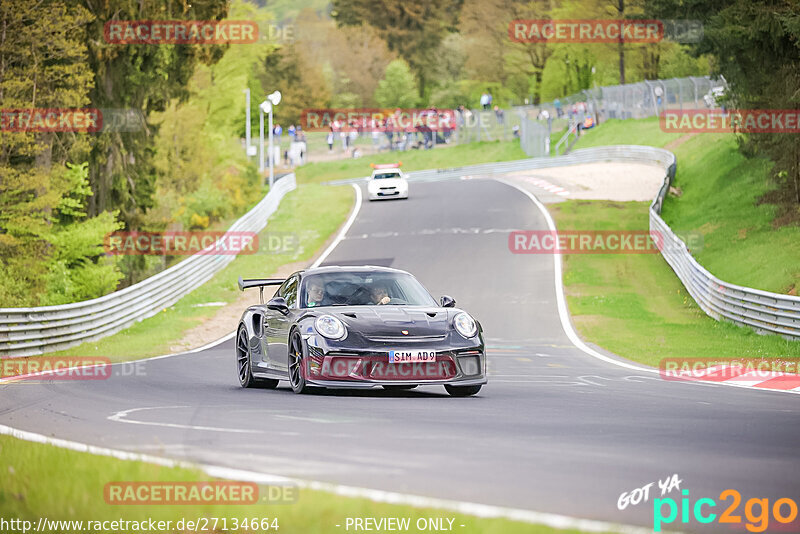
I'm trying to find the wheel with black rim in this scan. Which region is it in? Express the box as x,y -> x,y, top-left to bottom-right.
444,384 -> 482,397
288,329 -> 311,394
236,325 -> 278,389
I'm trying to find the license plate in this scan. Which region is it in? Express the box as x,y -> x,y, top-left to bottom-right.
389,350 -> 436,363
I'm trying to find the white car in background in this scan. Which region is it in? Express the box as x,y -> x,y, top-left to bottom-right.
367,163 -> 409,201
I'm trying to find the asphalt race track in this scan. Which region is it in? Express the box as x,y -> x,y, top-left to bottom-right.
2,178 -> 799,531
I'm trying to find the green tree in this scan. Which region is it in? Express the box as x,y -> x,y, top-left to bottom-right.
41,163 -> 124,305
78,0 -> 229,229
331,0 -> 463,96
506,0 -> 556,105
0,0 -> 123,306
648,0 -> 800,207
260,43 -> 331,125
374,59 -> 419,108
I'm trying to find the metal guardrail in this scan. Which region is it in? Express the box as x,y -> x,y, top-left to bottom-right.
645,153 -> 800,340
330,147 -> 800,340
0,174 -> 297,357
554,121 -> 579,156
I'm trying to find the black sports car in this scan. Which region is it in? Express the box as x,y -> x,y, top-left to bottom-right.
235,265 -> 486,396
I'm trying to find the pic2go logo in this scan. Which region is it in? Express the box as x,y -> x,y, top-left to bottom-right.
653,489 -> 799,532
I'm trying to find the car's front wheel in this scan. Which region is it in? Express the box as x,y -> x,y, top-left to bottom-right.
444,384 -> 482,397
236,325 -> 278,389
288,329 -> 311,394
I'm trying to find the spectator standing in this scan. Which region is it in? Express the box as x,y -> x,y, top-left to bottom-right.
540,108 -> 552,131
326,128 -> 334,152
554,98 -> 563,118
349,128 -> 358,153
371,123 -> 381,152
480,92 -> 489,110
288,124 -> 296,141
494,105 -> 504,125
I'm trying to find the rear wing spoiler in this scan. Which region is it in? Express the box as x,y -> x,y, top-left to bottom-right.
238,277 -> 285,291
238,277 -> 285,303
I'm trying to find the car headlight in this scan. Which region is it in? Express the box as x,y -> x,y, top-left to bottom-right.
315,315 -> 346,340
453,312 -> 477,338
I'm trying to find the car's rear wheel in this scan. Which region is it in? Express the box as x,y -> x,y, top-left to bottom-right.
236,325 -> 278,389
444,384 -> 482,397
382,385 -> 417,391
288,329 -> 311,394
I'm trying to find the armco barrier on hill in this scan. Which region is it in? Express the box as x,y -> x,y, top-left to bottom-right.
0,174 -> 297,357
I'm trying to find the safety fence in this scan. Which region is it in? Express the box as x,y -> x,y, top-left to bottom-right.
518,75 -> 728,157
0,175 -> 297,357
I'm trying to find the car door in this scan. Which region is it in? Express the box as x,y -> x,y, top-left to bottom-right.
266,274 -> 298,372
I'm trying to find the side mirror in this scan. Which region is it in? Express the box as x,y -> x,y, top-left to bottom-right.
267,296 -> 289,315
440,295 -> 456,308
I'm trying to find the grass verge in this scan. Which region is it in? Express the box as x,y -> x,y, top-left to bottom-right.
296,140 -> 527,184
551,200 -> 800,366
571,117 -> 684,149
0,434 -> 583,534
572,117 -> 800,294
47,184 -> 353,363
550,117 -> 800,364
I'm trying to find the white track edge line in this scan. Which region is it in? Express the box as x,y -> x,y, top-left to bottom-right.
496,178 -> 800,397
311,183 -> 362,268
496,178 -> 653,373
0,423 -> 654,534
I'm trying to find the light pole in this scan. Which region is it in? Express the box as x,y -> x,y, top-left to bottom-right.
260,91 -> 282,188
259,103 -> 265,173
244,87 -> 250,158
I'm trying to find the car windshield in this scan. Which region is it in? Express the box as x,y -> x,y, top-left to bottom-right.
301,271 -> 436,308
373,171 -> 401,179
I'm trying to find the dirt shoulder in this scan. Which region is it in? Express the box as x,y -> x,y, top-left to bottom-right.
506,161 -> 666,202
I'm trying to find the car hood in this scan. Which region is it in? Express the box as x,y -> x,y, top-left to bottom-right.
328,306 -> 449,337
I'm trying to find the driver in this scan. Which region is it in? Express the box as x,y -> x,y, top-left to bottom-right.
306,279 -> 326,307
371,284 -> 391,305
